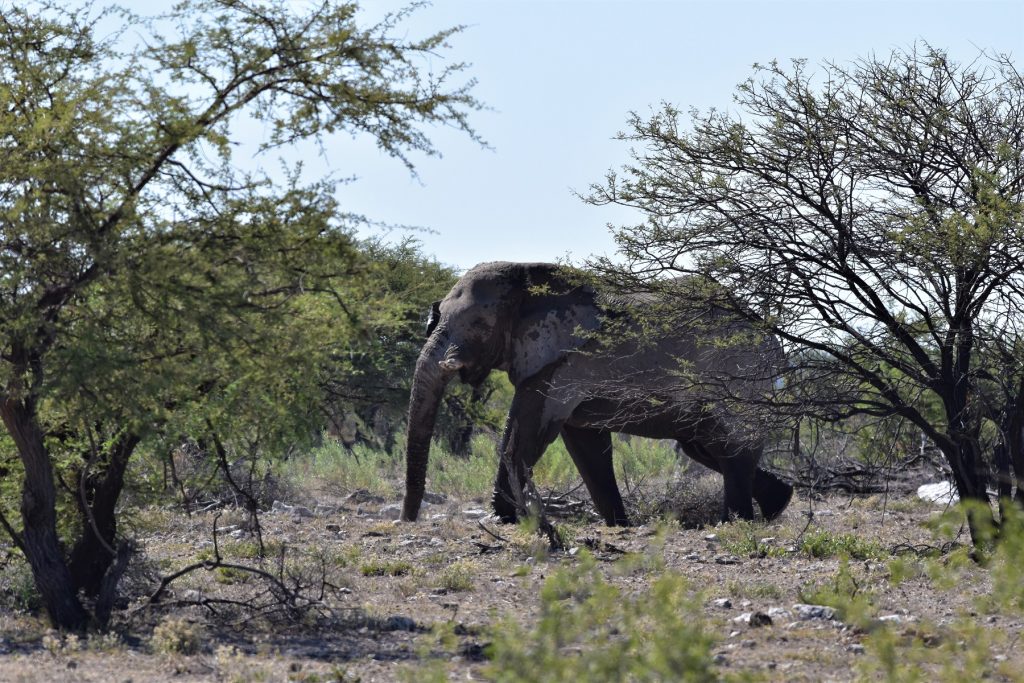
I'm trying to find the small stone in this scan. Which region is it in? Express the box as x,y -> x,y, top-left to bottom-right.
422,491 -> 448,504
715,555 -> 741,565
380,503 -> 403,520
712,653 -> 728,665
847,644 -> 866,655
346,490 -> 385,505
462,508 -> 488,519
748,612 -> 773,627
733,613 -> 753,624
684,553 -> 702,561
713,598 -> 733,609
704,533 -> 718,541
767,607 -> 791,620
741,639 -> 757,648
793,603 -> 836,621
325,523 -> 341,533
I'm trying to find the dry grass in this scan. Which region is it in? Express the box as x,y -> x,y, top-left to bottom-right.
0,452 -> 1020,681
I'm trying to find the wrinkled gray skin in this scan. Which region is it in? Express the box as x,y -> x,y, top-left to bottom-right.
402,262 -> 792,525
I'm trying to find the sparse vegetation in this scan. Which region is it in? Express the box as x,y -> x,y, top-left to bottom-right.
0,0 -> 1015,678
150,618 -> 203,656
485,553 -> 717,682
360,560 -> 415,577
798,529 -> 888,560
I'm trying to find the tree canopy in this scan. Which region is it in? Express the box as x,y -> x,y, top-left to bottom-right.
0,0 -> 480,629
587,45 -> 1024,545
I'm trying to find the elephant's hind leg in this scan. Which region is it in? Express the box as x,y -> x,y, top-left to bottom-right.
753,468 -> 793,521
678,441 -> 790,521
560,426 -> 629,526
720,452 -> 757,521
681,440 -> 755,521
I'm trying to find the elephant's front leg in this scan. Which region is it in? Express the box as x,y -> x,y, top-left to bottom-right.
560,426 -> 629,526
492,383 -> 570,523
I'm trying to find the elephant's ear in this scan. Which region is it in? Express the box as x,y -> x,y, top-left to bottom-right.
425,301 -> 442,338
507,266 -> 602,384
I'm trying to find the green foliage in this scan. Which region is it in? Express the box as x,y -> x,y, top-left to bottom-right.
426,435 -> 502,499
0,0 -> 481,626
437,559 -> 477,593
799,529 -> 887,560
859,500 -> 1024,681
150,617 -> 203,655
485,552 -> 718,682
718,520 -> 787,558
531,438 -> 579,491
797,556 -> 875,628
0,556 -> 42,613
359,560 -> 413,577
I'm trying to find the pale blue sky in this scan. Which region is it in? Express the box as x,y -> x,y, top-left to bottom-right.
127,1 -> 1024,272
337,1 -> 1024,271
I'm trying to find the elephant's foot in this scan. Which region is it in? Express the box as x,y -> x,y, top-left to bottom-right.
754,469 -> 793,521
491,492 -> 520,524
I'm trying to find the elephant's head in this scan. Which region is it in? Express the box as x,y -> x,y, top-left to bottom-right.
401,262 -> 599,521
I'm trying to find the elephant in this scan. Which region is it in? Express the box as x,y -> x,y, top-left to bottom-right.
401,261 -> 793,526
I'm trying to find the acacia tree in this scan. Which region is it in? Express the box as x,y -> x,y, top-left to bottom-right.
587,46 -> 1024,545
0,0 -> 479,629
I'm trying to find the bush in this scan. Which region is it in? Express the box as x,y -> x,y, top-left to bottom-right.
151,617 -> 203,655
485,553 -> 717,682
799,529 -> 886,560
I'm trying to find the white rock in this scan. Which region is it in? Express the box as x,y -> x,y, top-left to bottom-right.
877,614 -> 917,624
713,598 -> 733,609
379,503 -> 403,520
462,508 -> 488,519
917,481 -> 959,505
793,603 -> 836,621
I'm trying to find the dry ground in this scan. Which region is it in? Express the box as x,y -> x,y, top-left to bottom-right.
0,482 -> 1020,682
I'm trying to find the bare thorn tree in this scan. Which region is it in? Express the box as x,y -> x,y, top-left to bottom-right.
586,44 -> 1024,546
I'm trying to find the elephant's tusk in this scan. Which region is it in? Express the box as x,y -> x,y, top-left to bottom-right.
438,358 -> 465,372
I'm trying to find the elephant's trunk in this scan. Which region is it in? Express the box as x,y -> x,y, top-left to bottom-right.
402,333 -> 456,521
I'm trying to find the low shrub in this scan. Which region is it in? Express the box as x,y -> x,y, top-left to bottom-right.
485,552 -> 718,682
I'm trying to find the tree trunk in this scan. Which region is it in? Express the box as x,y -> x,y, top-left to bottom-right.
68,432 -> 140,597
942,435 -> 994,548
0,397 -> 89,630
